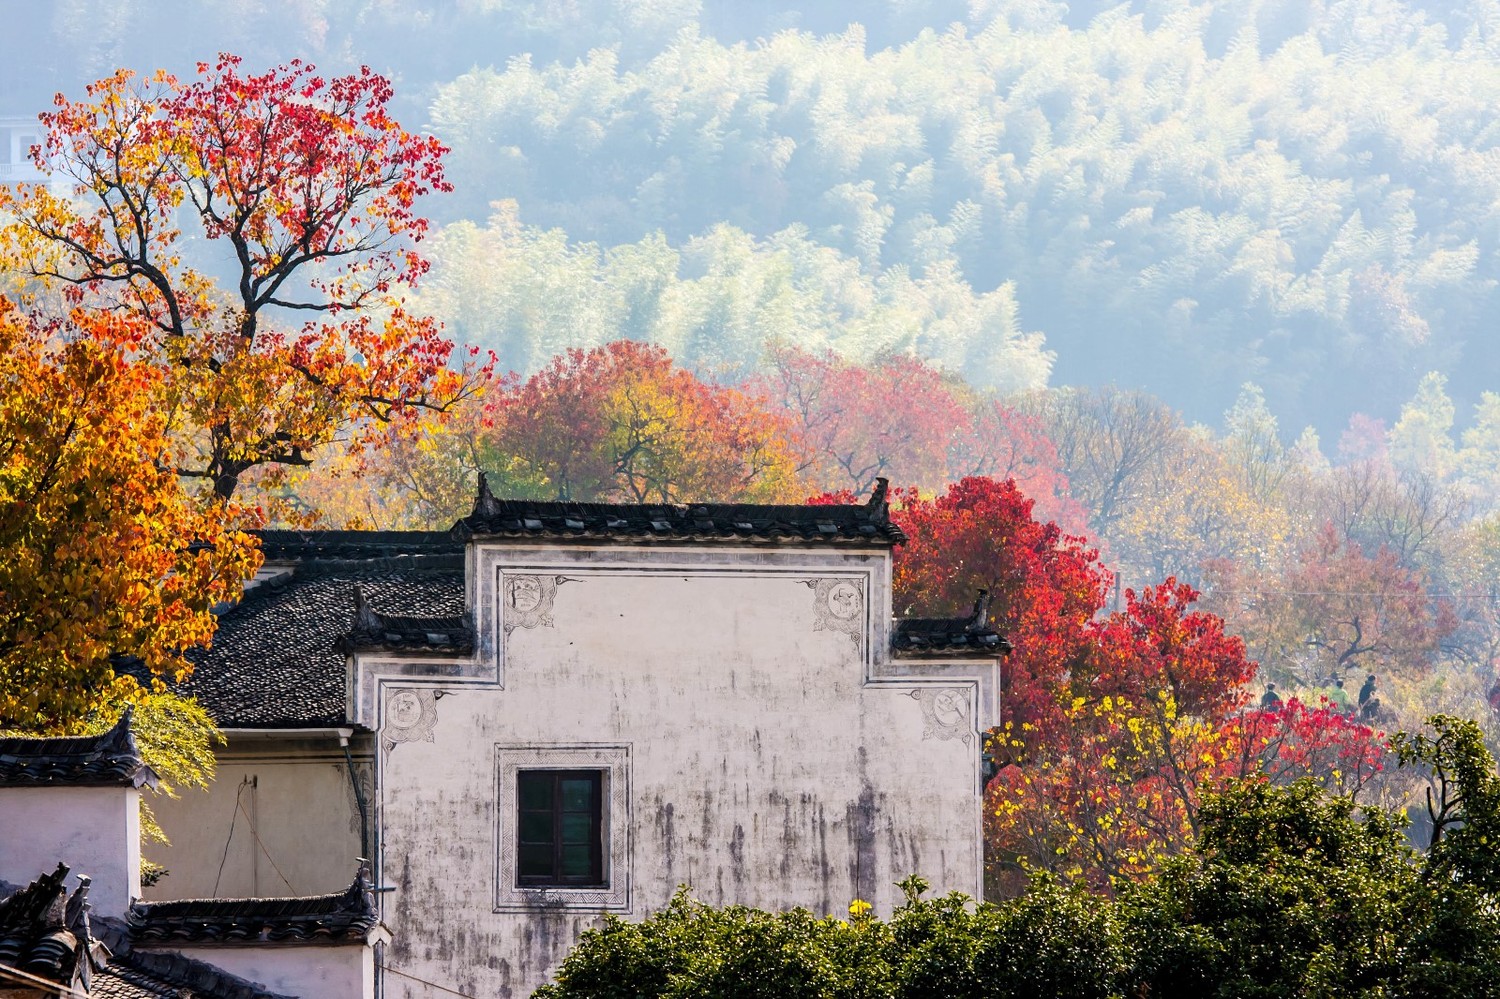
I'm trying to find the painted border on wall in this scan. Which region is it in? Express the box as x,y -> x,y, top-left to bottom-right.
493,743 -> 633,913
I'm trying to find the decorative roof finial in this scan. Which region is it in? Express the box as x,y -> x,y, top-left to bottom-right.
867,477 -> 890,524
966,589 -> 993,633
102,704 -> 136,752
472,470 -> 503,521
353,585 -> 383,634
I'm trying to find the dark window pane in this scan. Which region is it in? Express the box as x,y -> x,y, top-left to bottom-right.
518,843 -> 552,878
560,814 -> 592,845
519,811 -> 554,844
561,778 -> 595,811
518,774 -> 553,811
560,844 -> 592,877
517,769 -> 605,887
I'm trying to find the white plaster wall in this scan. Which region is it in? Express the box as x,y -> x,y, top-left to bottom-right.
145,745 -> 367,900
374,546 -> 984,999
0,786 -> 140,918
164,942 -> 371,999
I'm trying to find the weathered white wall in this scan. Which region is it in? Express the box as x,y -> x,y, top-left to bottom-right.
145,738 -> 369,900
163,942 -> 372,999
0,786 -> 141,918
370,544 -> 988,999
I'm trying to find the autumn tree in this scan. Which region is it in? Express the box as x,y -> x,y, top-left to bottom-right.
0,297 -> 260,792
481,341 -> 805,505
0,55 -> 477,502
1023,386 -> 1186,539
891,476 -> 1110,740
759,345 -> 967,495
1223,523 -> 1456,690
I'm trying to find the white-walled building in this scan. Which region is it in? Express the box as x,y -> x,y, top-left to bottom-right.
137,481 -> 1005,997
0,712 -> 386,999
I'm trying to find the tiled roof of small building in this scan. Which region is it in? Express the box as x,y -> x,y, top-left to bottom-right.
182,542 -> 465,728
893,591 -> 1012,656
127,866 -> 378,946
340,586 -> 472,655
0,710 -> 157,788
93,923 -> 295,999
0,865 -> 100,992
454,474 -> 907,545
257,529 -> 459,563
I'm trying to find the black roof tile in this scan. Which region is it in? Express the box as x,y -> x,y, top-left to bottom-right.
127,866 -> 378,946
453,474 -> 906,546
93,922 -> 296,999
257,529 -> 461,562
341,587 -> 472,656
183,549 -> 464,729
0,865 -> 99,992
893,591 -> 1011,656
0,710 -> 157,788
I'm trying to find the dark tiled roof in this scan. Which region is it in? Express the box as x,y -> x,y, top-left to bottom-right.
341,586 -> 472,655
93,923 -> 295,999
0,865 -> 99,991
128,867 -> 377,946
183,552 -> 465,728
257,529 -> 461,562
0,710 -> 157,788
454,474 -> 906,545
893,591 -> 1011,656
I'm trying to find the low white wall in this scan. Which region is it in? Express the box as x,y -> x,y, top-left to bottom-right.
163,942 -> 372,999
0,786 -> 140,918
146,741 -> 367,900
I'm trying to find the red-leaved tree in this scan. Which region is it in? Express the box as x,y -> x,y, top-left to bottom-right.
1,55 -> 483,502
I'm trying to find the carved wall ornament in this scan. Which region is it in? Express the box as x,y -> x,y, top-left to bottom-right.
908,688 -> 972,743
502,574 -> 580,634
801,577 -> 865,645
381,687 -> 440,759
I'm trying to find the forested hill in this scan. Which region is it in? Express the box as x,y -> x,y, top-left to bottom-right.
423,2 -> 1500,434
7,0 -> 1500,436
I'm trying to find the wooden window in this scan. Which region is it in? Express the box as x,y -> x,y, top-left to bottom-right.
516,770 -> 605,887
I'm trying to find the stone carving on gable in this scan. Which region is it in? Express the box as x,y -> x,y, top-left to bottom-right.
908,688 -> 972,743
381,687 -> 439,759
801,577 -> 865,646
502,574 -> 580,634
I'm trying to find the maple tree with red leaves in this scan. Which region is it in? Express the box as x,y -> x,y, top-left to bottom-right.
854,475 -> 1393,893
758,345 -> 965,494
0,54 -> 483,501
1209,522 -> 1457,690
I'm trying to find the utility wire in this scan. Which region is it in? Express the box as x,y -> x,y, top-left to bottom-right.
378,963 -> 483,998
236,795 -> 296,893
211,778 -> 249,897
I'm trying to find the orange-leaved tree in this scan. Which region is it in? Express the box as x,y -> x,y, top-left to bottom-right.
0,297 -> 260,792
0,54 -> 483,502
485,341 -> 807,504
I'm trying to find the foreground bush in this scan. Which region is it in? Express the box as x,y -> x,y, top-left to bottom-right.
537,717 -> 1500,999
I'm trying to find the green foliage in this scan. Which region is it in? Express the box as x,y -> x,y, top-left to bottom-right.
426,2 -> 1500,428
538,718 -> 1500,998
1122,780 -> 1421,997
535,875 -> 1121,999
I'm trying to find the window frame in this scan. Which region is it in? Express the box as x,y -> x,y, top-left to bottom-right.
494,744 -> 631,912
515,768 -> 606,888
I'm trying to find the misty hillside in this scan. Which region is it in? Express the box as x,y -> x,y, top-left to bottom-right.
5,0 -> 1499,438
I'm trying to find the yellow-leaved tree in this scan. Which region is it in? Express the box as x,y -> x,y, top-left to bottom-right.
0,297 -> 261,816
